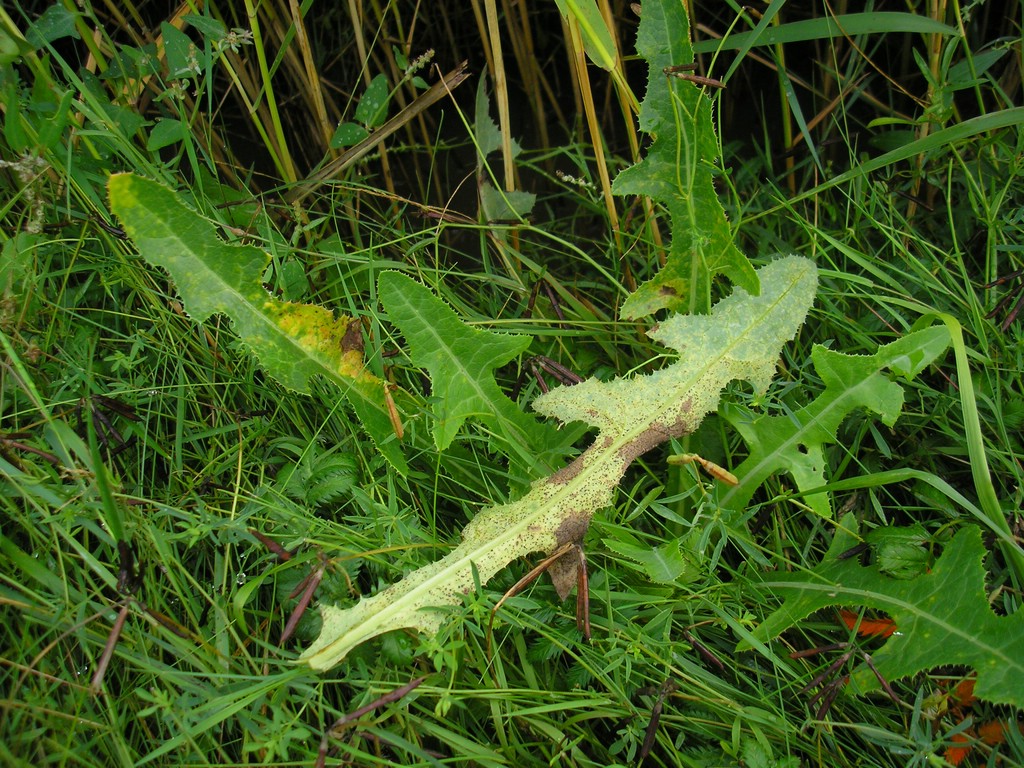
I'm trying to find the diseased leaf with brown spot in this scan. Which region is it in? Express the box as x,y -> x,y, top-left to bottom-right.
107,173 -> 406,473
262,303 -> 369,381
298,256 -> 816,669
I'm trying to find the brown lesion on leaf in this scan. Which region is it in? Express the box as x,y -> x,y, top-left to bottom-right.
547,437 -> 610,485
341,317 -> 364,354
548,453 -> 587,485
618,399 -> 693,465
555,512 -> 591,548
339,317 -> 368,379
659,285 -> 678,296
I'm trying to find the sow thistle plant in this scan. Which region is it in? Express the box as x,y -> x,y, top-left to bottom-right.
6,0 -> 1020,764
105,0 -> 1024,717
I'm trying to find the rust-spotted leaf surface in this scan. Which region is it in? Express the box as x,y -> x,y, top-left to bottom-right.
298,256 -> 816,669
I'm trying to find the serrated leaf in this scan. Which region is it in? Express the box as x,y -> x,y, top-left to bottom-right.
613,0 -> 757,319
475,78 -> 503,159
742,514 -> 1024,708
479,184 -> 536,222
277,444 -> 358,507
865,524 -> 933,579
107,173 -> 406,473
377,271 -> 550,455
473,77 -> 533,222
298,256 -> 816,669
474,76 -> 522,161
537,258 -> 815,435
603,535 -> 700,584
718,326 -> 950,518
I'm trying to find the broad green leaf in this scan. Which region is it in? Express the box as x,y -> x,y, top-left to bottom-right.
162,21 -> 197,79
102,43 -> 161,81
474,75 -> 506,159
35,89 -> 73,152
146,117 -> 185,150
354,73 -> 390,129
865,524 -> 933,579
718,326 -> 950,519
473,77 -> 533,222
479,184 -> 535,222
947,48 -> 1008,90
378,271 -> 545,451
24,4 -> 79,48
0,26 -> 25,64
183,14 -> 227,42
107,173 -> 406,473
603,534 -> 700,585
3,78 -> 29,151
743,514 -> 1024,708
329,122 -> 368,149
554,0 -> 617,71
298,256 -> 816,669
613,0 -> 758,318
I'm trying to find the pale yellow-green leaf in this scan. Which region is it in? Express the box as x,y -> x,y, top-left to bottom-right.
298,256 -> 817,669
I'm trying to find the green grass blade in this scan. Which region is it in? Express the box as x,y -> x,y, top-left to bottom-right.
695,12 -> 958,55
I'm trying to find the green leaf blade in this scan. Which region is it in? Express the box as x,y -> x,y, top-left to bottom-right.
377,271 -> 549,455
354,73 -> 390,128
554,0 -> 617,71
720,325 -> 950,519
692,12 -> 957,54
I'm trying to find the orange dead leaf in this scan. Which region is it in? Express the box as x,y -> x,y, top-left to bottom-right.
979,719 -> 1009,746
838,608 -> 898,638
942,720 -> 1023,766
951,677 -> 977,708
944,731 -> 973,766
979,718 -> 1024,746
940,673 -> 1022,766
